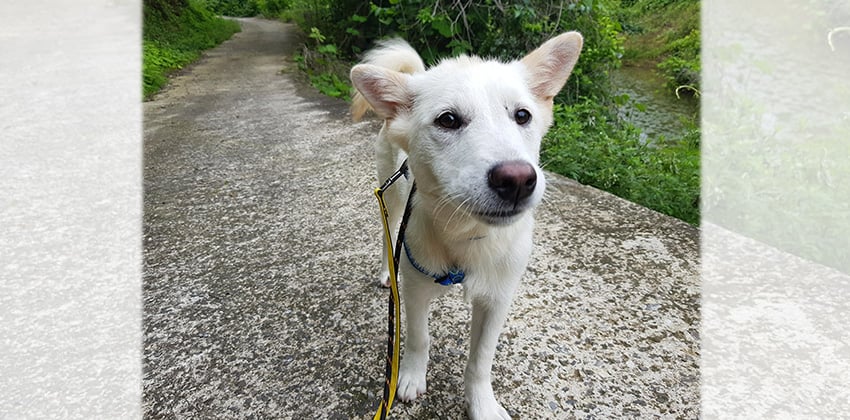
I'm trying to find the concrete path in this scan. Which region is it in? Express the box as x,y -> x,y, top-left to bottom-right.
143,18 -> 700,419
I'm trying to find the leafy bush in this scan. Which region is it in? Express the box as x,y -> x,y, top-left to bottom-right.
142,41 -> 192,95
291,28 -> 353,100
285,0 -> 624,104
202,0 -> 291,18
143,0 -> 241,98
255,0 -> 290,18
203,0 -> 259,17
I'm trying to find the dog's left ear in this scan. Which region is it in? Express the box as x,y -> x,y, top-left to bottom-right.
521,32 -> 583,103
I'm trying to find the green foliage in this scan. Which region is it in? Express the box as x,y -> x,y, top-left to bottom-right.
284,0 -> 624,104
143,0 -> 240,98
543,100 -> 700,225
142,41 -> 192,96
309,72 -> 352,99
257,0 -> 291,18
293,27 -> 352,100
201,0 -> 289,17
620,0 -> 700,92
203,0 -> 257,17
658,27 -> 700,90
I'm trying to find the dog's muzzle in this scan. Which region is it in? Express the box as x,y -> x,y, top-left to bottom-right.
475,160 -> 539,225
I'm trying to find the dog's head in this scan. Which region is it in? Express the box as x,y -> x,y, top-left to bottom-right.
351,33 -> 583,226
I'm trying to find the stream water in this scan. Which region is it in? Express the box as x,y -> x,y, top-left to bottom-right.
610,65 -> 699,143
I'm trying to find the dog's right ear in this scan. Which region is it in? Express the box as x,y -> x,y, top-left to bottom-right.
350,64 -> 412,121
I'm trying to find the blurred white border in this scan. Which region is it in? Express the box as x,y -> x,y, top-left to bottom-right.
703,0 -> 850,417
0,0 -> 142,417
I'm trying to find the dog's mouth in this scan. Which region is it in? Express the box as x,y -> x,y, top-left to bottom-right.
474,207 -> 525,225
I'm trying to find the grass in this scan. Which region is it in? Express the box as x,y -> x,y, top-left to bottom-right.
543,101 -> 700,225
143,0 -> 241,99
620,0 -> 701,91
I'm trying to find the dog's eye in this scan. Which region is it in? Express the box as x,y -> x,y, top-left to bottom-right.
436,112 -> 463,130
514,109 -> 531,125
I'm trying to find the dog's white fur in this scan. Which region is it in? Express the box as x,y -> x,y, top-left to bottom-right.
350,33 -> 582,420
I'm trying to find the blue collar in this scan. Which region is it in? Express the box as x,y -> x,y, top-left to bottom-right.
402,240 -> 465,286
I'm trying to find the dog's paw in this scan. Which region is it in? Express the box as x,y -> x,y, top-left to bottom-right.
396,366 -> 427,401
378,269 -> 391,288
466,387 -> 511,420
467,400 -> 511,420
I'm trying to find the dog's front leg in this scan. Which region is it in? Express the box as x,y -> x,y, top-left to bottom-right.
465,296 -> 513,420
397,275 -> 443,401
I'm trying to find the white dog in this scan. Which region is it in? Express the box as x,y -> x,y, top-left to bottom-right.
350,32 -> 582,419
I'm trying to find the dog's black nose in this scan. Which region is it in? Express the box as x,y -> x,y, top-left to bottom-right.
487,160 -> 537,204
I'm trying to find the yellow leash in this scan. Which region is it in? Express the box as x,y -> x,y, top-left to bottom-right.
372,161 -> 414,420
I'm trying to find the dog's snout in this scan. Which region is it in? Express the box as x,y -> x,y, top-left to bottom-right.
487,161 -> 537,204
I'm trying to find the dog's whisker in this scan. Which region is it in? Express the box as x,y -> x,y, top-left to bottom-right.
430,191 -> 468,227
443,196 -> 475,231
432,194 -> 458,219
